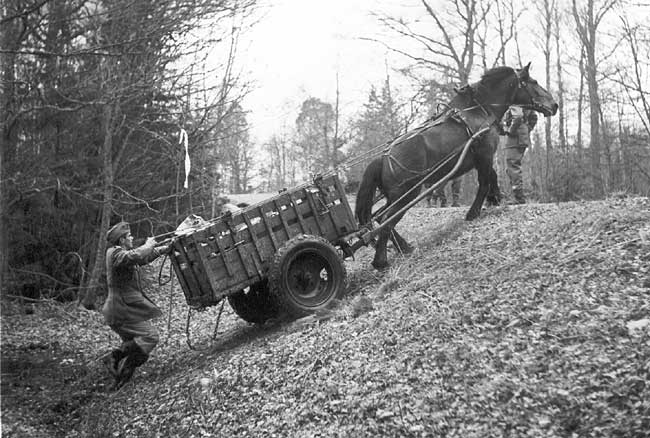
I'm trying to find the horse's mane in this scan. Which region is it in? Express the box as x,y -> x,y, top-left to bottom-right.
450,66 -> 517,106
471,66 -> 517,103
479,66 -> 516,85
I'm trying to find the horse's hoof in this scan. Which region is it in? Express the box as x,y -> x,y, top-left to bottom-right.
372,260 -> 389,271
465,211 -> 479,221
400,245 -> 414,255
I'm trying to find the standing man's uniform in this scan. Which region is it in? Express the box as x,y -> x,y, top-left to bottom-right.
504,106 -> 538,204
429,178 -> 461,207
101,222 -> 167,388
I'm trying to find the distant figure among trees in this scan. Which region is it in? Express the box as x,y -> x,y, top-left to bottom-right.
427,178 -> 461,208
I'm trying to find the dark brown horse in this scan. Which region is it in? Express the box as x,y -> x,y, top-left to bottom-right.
356,64 -> 558,269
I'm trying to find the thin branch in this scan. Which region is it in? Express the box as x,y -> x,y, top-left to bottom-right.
0,0 -> 52,25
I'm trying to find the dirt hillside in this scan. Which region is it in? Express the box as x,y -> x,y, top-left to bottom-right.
2,197 -> 650,437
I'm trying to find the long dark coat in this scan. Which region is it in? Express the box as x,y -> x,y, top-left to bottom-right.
102,244 -> 162,326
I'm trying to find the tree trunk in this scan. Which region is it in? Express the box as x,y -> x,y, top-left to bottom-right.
81,103 -> 115,309
333,72 -> 340,170
540,2 -> 553,149
0,6 -> 18,295
554,12 -> 567,153
572,0 -> 614,198
585,42 -> 602,196
576,48 -> 585,161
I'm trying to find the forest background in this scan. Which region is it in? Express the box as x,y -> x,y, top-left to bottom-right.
1,0 -> 649,307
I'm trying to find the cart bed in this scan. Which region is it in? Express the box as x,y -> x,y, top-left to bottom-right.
169,174 -> 357,308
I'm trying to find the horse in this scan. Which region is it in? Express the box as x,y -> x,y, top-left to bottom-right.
355,64 -> 558,270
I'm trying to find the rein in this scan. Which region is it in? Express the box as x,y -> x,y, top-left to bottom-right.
378,71 -> 525,198
382,102 -> 497,180
315,70 -> 532,183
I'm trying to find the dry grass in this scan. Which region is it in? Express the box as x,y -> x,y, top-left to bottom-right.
2,197 -> 650,437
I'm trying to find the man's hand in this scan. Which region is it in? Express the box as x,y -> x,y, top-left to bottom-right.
155,244 -> 172,255
144,237 -> 157,247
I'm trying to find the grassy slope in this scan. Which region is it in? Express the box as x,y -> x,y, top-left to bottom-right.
2,197 -> 650,437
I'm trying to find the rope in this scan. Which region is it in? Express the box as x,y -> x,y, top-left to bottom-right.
185,300 -> 226,351
317,113 -> 451,180
329,92 -> 499,178
152,255 -> 177,345
151,108 -> 458,243
166,264 -> 175,338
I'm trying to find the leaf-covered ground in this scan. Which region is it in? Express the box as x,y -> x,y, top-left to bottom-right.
2,197 -> 650,437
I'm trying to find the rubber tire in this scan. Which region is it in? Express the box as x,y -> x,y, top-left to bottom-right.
228,280 -> 278,324
269,234 -> 347,318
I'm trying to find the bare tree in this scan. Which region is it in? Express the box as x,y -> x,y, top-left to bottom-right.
533,0 -> 556,200
617,16 -> 650,137
372,0 -> 492,87
1,0 -> 51,294
476,0 -> 522,68
0,2 -> 18,292
553,8 -> 568,153
295,97 -> 338,177
2,0 -> 258,305
572,0 -> 618,196
262,127 -> 299,191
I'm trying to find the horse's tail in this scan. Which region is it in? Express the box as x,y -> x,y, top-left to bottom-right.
355,157 -> 383,225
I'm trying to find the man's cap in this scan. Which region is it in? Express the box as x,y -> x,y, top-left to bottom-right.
106,222 -> 130,244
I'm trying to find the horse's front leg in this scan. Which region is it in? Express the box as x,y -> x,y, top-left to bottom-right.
466,164 -> 491,221
371,227 -> 390,270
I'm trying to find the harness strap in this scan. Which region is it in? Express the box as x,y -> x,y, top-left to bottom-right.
382,104 -> 496,180
384,153 -> 422,177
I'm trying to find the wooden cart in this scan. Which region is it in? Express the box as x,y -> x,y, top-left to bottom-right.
168,174 -> 358,322
167,116 -> 483,324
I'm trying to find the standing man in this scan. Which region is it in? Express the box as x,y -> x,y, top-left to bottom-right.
504,105 -> 538,204
428,177 -> 461,208
101,221 -> 169,389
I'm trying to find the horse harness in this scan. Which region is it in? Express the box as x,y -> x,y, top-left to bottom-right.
380,66 -> 537,182
382,103 -> 498,181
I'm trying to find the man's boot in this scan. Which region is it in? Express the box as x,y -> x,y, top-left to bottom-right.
513,189 -> 526,204
101,349 -> 124,377
112,341 -> 149,390
434,190 -> 446,208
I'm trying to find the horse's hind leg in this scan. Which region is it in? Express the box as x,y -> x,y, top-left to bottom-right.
486,167 -> 501,206
373,208 -> 413,269
371,227 -> 390,270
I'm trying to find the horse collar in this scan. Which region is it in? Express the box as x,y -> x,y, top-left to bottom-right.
451,105 -> 496,137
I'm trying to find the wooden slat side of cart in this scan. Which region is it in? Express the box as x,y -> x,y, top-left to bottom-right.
168,174 -> 357,309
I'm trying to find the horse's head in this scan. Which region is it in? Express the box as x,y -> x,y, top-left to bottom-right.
513,63 -> 558,117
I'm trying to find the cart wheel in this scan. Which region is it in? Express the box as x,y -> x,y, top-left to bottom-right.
228,280 -> 278,324
269,234 -> 347,318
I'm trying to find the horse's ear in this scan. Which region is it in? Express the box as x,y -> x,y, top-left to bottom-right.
519,63 -> 531,79
454,84 -> 472,96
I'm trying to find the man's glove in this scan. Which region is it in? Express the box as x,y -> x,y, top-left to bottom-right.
154,244 -> 172,256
